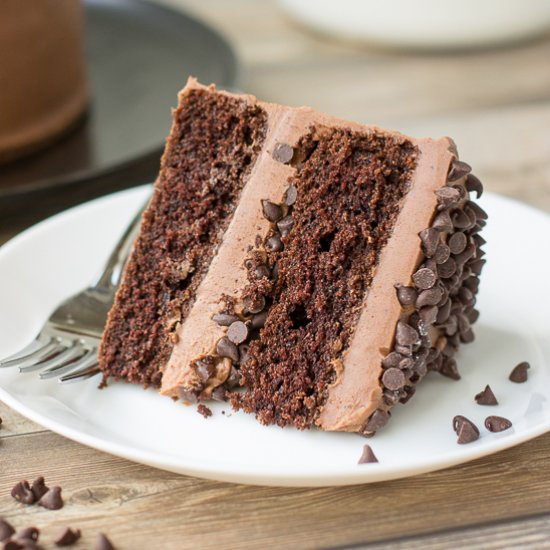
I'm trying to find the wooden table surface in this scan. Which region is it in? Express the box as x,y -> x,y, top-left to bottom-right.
2,1 -> 550,548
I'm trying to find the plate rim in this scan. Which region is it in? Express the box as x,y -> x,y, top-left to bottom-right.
1,187 -> 550,487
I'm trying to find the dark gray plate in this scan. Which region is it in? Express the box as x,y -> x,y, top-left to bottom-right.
0,0 -> 238,214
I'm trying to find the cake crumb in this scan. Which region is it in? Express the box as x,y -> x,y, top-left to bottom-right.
197,404 -> 212,418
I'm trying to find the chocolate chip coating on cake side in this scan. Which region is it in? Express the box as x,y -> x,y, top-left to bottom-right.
362,158 -> 487,436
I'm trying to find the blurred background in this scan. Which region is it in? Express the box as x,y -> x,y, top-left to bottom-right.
1,0 -> 550,240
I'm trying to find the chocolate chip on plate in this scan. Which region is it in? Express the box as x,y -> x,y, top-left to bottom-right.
509,361 -> 530,383
0,519 -> 15,542
38,486 -> 63,510
95,533 -> 116,550
357,444 -> 378,464
11,481 -> 35,505
475,385 -> 498,406
197,404 -> 212,419
453,415 -> 480,444
485,415 -> 512,432
272,142 -> 294,164
54,527 -> 81,547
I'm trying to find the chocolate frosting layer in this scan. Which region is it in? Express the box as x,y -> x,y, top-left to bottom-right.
160,79 -> 457,432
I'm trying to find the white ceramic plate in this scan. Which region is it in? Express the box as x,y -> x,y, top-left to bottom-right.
1,186 -> 549,487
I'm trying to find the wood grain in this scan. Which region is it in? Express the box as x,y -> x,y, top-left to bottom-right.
2,429 -> 550,549
1,0 -> 550,548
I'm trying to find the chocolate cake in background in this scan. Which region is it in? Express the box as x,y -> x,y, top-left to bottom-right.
0,0 -> 88,164
99,78 -> 487,436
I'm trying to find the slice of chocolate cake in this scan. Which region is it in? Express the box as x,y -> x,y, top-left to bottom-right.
99,78 -> 487,435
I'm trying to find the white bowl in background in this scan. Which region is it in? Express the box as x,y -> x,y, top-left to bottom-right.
278,0 -> 550,49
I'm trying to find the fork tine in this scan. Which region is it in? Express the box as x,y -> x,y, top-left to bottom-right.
59,364 -> 100,384
38,344 -> 87,379
0,338 -> 51,367
17,342 -> 67,372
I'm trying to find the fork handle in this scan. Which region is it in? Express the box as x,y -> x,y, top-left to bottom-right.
91,199 -> 148,291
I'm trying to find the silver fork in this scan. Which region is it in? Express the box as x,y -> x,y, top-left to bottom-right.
0,201 -> 145,383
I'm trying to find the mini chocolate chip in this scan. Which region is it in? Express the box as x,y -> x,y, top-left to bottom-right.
228,321 -> 249,344
440,315 -> 458,337
383,391 -> 400,406
453,415 -> 480,444
412,268 -> 437,290
436,187 -> 461,210
254,265 -> 271,279
272,142 -> 294,164
509,361 -> 530,383
440,357 -> 460,380
469,259 -> 486,275
394,284 -> 417,306
261,200 -> 283,223
398,357 -> 414,370
38,486 -> 63,510
464,205 -> 478,227
473,234 -> 486,247
16,527 -> 39,542
225,366 -> 241,389
54,527 -> 81,547
211,386 -> 227,402
0,519 -> 15,542
395,321 -> 420,347
416,287 -> 444,308
266,234 -> 283,252
485,415 -> 512,432
465,174 -> 484,197
358,444 -> 378,464
454,243 -> 476,267
438,257 -> 457,278
284,185 -> 297,206
30,477 -> 49,501
463,276 -> 480,294
382,368 -> 406,391
238,344 -> 250,365
243,294 -> 265,315
434,243 -> 451,264
456,313 -> 471,334
364,409 -> 390,432
277,215 -> 294,237
382,351 -> 402,368
451,209 -> 472,229
179,387 -> 200,403
448,232 -> 467,254
448,159 -> 472,182
419,228 -> 440,257
251,311 -> 268,329
467,308 -> 480,323
95,533 -> 116,550
475,385 -> 498,405
420,306 -> 438,326
195,358 -> 216,383
216,337 -> 239,363
212,313 -> 239,327
3,541 -> 24,550
394,344 -> 413,357
11,480 -> 35,504
414,359 -> 428,377
466,199 -> 488,220
432,210 -> 453,232
458,286 -> 475,307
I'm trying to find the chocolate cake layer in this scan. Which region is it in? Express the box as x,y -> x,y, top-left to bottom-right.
235,127 -> 417,429
101,79 -> 486,435
99,86 -> 267,386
